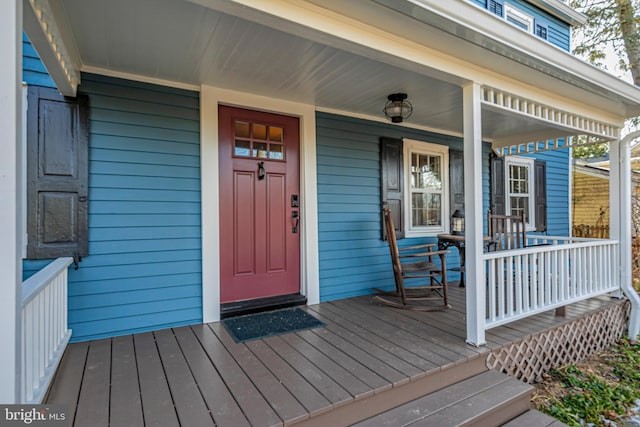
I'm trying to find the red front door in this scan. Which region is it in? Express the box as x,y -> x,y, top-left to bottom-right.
218,106 -> 300,303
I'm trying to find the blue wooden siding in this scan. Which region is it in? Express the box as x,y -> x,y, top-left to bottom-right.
531,149 -> 571,236
316,112 -> 492,302
23,73 -> 202,342
22,34 -> 56,88
468,0 -> 571,51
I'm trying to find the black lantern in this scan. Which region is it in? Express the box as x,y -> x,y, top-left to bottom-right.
451,209 -> 465,236
383,93 -> 413,123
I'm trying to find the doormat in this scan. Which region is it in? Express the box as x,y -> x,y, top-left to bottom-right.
222,307 -> 325,343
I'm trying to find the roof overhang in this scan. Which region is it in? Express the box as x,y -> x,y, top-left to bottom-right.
526,0 -> 587,26
21,0 -> 640,148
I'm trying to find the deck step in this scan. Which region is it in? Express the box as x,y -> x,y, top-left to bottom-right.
502,409 -> 569,426
353,370 -> 533,427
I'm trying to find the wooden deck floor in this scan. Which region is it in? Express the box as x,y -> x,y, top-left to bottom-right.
45,287 -> 621,427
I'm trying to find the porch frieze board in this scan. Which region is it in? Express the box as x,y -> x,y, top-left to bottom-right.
483,85 -> 619,156
23,0 -> 81,97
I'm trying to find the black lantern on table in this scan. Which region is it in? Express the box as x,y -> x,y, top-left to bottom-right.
451,209 -> 465,236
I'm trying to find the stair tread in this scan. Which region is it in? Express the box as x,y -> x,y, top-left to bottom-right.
502,409 -> 569,427
354,370 -> 533,427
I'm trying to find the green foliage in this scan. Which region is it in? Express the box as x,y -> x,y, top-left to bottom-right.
537,338 -> 640,426
572,142 -> 609,159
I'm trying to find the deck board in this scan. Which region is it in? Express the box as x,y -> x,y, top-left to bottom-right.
173,327 -> 251,427
209,322 -> 309,424
134,332 -> 180,427
154,329 -> 215,427
74,339 -> 110,427
191,324 -> 282,427
109,335 -> 144,427
45,288 -> 623,427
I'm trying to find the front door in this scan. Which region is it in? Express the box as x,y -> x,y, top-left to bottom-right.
218,106 -> 300,303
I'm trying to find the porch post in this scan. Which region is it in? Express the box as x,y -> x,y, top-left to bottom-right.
463,83 -> 485,346
613,131 -> 640,340
0,0 -> 23,403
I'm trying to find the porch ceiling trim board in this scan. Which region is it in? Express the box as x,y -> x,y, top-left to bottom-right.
482,86 -> 620,148
0,0 -> 22,404
200,85 -> 319,324
23,0 -> 80,96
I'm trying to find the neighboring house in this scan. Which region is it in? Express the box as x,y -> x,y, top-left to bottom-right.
3,0 -> 640,404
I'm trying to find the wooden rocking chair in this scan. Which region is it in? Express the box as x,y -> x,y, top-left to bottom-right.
486,210 -> 527,252
373,207 -> 450,311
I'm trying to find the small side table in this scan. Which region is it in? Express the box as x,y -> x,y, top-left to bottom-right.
437,234 -> 467,287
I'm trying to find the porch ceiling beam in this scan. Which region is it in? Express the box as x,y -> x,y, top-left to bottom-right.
23,0 -> 81,97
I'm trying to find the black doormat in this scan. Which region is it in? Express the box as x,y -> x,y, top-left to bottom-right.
222,307 -> 324,343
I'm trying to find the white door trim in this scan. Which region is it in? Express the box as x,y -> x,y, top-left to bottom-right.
200,86 -> 319,323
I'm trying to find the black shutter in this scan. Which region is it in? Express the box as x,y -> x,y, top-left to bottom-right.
490,155 -> 506,215
380,137 -> 404,239
27,86 -> 89,260
449,149 -> 464,214
488,0 -> 504,17
534,17 -> 549,40
534,160 -> 547,232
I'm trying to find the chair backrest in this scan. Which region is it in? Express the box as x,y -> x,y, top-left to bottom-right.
382,208 -> 404,281
487,210 -> 526,251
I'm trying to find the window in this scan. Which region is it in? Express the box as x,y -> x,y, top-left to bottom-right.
505,4 -> 534,33
490,154 -> 547,233
505,156 -> 535,229
404,140 -> 449,236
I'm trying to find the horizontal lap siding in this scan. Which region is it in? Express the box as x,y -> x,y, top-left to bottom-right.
533,149 -> 570,236
316,112 -> 492,302
25,73 -> 202,342
22,34 -> 56,88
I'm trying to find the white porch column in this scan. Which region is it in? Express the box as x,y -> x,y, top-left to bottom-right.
0,0 -> 23,403
613,130 -> 640,340
463,83 -> 485,346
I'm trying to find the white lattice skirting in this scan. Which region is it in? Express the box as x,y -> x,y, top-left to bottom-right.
485,300 -> 630,384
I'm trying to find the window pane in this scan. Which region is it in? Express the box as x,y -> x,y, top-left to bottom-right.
234,121 -> 250,138
411,193 -> 442,226
510,196 -> 529,221
253,142 -> 268,158
269,144 -> 284,160
234,140 -> 251,157
269,126 -> 283,142
509,165 -> 528,194
253,124 -> 267,140
411,153 -> 442,190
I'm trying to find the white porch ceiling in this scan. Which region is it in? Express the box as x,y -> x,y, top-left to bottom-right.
29,0 -> 626,144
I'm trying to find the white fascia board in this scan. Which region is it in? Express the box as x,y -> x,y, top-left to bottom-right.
526,0 -> 587,26
23,0 -> 81,97
394,0 -> 640,116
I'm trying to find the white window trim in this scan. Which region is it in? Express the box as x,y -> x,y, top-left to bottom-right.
505,155 -> 536,231
403,139 -> 449,237
505,3 -> 534,33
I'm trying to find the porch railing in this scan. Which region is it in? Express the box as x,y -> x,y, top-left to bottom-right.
21,257 -> 73,404
484,237 -> 619,329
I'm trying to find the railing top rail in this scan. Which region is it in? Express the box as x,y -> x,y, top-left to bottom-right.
483,238 -> 619,260
22,257 -> 74,306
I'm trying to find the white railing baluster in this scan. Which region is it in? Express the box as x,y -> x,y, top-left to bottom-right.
484,238 -> 620,329
21,257 -> 73,404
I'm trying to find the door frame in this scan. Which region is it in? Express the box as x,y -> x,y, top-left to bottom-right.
200,85 -> 319,323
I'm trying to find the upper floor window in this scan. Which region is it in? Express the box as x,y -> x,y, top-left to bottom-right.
505,4 -> 534,32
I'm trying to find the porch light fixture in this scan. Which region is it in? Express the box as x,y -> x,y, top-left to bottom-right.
383,93 -> 413,123
451,209 -> 465,236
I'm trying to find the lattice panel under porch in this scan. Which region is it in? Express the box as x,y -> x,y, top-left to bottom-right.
485,301 -> 630,384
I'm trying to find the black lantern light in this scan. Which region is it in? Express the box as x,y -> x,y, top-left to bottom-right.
451,209 -> 465,236
383,93 -> 413,123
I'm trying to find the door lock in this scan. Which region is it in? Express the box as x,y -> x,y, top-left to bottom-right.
292,211 -> 299,233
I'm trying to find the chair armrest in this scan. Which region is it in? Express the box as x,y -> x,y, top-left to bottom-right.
398,243 -> 436,252
400,249 -> 449,258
